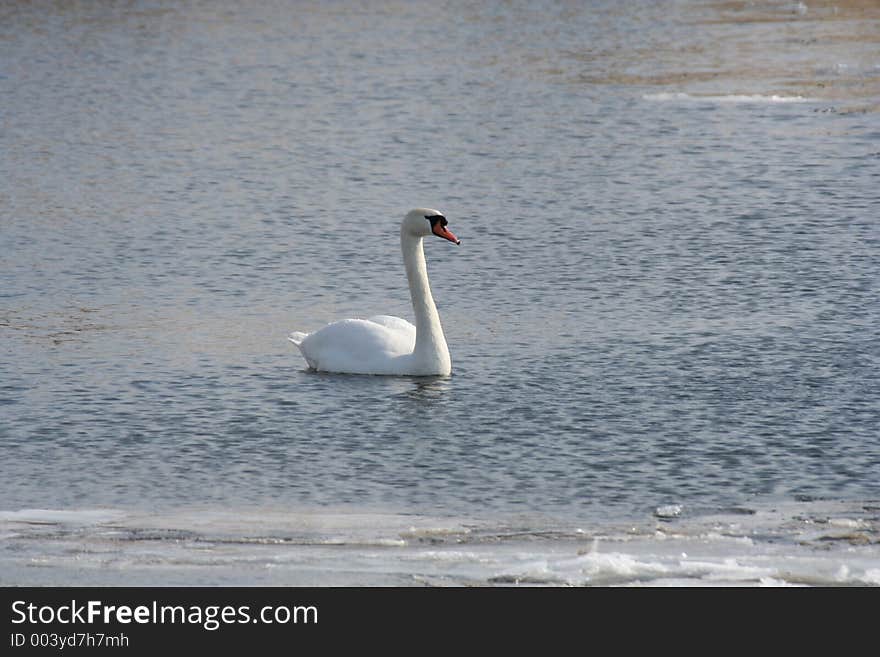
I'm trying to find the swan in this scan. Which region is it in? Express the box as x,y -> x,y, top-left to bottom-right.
289,208 -> 460,376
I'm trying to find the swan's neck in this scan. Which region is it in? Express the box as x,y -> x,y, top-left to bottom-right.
401,231 -> 451,373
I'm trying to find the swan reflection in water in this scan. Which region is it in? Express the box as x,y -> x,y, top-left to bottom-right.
401,375 -> 451,403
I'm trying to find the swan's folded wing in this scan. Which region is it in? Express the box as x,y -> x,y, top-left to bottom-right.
366,315 -> 417,338
297,317 -> 415,373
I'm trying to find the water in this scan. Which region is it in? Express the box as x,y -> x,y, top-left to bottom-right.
2,0 -> 879,586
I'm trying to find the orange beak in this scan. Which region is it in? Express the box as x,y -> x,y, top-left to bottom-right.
432,223 -> 461,245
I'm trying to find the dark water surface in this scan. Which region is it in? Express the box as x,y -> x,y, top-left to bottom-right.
2,1 -> 879,532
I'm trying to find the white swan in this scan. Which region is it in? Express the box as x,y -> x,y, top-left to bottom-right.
289,208 -> 460,376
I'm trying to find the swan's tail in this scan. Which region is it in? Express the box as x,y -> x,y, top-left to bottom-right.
288,331 -> 308,347
288,331 -> 318,370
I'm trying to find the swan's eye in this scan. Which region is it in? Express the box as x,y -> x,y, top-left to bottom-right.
426,215 -> 447,227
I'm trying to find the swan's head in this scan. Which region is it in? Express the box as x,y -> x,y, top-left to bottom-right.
403,208 -> 461,245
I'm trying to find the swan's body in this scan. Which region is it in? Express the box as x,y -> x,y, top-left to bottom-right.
289,208 -> 460,376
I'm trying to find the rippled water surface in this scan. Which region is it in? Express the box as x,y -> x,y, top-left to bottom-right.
2,1 -> 879,584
